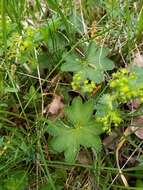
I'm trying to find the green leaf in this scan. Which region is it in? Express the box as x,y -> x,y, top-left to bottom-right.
86,42 -> 114,72
85,67 -> 104,83
47,97 -> 102,163
95,94 -> 118,117
4,170 -> 28,190
61,53 -> 82,72
136,179 -> 143,189
65,97 -> 94,125
61,41 -> 114,83
95,94 -> 122,130
130,65 -> 143,88
136,5 -> 143,41
24,85 -> 41,102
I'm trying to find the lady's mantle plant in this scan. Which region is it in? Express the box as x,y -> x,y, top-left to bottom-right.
95,94 -> 122,132
47,97 -> 103,163
46,40 -> 143,163
109,66 -> 143,103
61,41 -> 114,94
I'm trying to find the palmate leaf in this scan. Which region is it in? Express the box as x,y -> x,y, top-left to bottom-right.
47,97 -> 103,163
64,97 -> 94,125
61,53 -> 82,72
61,41 -> 114,83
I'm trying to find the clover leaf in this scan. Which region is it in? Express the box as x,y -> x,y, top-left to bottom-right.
47,97 -> 103,163
61,41 -> 114,83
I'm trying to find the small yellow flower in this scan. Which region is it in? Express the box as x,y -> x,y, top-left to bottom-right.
91,81 -> 96,88
140,97 -> 143,103
84,80 -> 88,84
76,76 -> 81,81
121,68 -> 128,74
110,80 -> 116,88
121,86 -> 129,93
23,40 -> 32,48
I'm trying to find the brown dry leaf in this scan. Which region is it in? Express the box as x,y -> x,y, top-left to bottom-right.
129,99 -> 141,109
133,52 -> 143,67
90,21 -> 97,38
131,116 -> 143,140
77,150 -> 92,165
132,52 -> 143,109
129,52 -> 143,139
45,95 -> 64,118
103,132 -> 118,149
50,74 -> 61,86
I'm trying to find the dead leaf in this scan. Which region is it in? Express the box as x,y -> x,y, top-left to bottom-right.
45,95 -> 64,118
129,52 -> 143,139
103,132 -> 118,149
133,52 -> 143,67
131,116 -> 143,140
50,74 -> 61,86
77,150 -> 92,165
131,99 -> 141,109
90,21 -> 97,38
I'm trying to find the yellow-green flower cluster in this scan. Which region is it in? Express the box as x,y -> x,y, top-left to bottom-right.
97,111 -> 122,133
20,27 -> 38,51
7,27 -> 41,66
109,68 -> 143,102
7,32 -> 21,60
95,94 -> 122,133
71,72 -> 96,94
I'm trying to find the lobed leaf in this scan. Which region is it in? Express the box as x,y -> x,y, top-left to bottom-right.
61,41 -> 114,84
47,97 -> 103,163
61,53 -> 82,72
